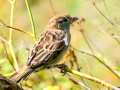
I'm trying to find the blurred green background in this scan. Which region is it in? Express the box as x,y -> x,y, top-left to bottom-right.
0,0 -> 120,90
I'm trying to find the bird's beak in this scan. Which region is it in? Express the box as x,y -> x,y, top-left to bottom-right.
69,16 -> 79,23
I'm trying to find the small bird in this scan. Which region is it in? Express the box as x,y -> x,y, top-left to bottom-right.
9,14 -> 79,83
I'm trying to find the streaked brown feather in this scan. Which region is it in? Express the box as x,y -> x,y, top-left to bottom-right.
26,30 -> 67,68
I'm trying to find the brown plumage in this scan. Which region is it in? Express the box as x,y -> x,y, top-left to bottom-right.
9,14 -> 79,83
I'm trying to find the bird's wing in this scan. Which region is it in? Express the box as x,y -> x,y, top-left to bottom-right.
26,30 -> 68,68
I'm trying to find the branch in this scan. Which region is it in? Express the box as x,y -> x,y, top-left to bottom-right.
56,67 -> 119,90
0,32 -> 15,70
0,74 -> 23,90
70,46 -> 120,79
0,21 -> 34,38
8,0 -> 19,71
55,68 -> 90,90
25,0 -> 37,42
49,0 -> 56,15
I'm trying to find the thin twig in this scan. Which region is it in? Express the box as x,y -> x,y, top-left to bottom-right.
75,17 -> 120,79
91,0 -> 120,47
76,20 -> 101,89
49,0 -> 56,15
0,21 -> 34,38
69,48 -> 90,90
0,32 -> 15,70
78,67 -> 92,90
0,36 -> 8,43
55,68 -> 91,90
98,29 -> 120,44
83,53 -> 100,90
81,31 -> 95,56
93,4 -> 113,25
9,0 -> 19,71
25,0 -> 37,42
93,2 -> 120,32
114,38 -> 120,44
103,0 -> 109,16
56,67 -> 119,90
70,46 -> 120,79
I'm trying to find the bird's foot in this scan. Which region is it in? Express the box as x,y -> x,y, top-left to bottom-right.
54,64 -> 68,76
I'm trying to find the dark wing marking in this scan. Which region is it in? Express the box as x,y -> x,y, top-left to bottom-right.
26,30 -> 66,68
26,33 -> 45,66
31,40 -> 65,68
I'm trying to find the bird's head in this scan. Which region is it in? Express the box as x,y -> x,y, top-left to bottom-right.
46,14 -> 79,31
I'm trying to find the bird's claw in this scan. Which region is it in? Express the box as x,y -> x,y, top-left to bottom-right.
54,64 -> 68,76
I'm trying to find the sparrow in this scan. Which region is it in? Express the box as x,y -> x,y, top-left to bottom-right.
9,14 -> 79,83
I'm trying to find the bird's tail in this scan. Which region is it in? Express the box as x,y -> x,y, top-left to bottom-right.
9,65 -> 34,83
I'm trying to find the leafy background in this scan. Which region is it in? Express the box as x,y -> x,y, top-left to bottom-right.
0,0 -> 120,90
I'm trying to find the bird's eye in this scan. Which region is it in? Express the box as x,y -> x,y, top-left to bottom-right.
63,19 -> 67,22
58,19 -> 68,23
